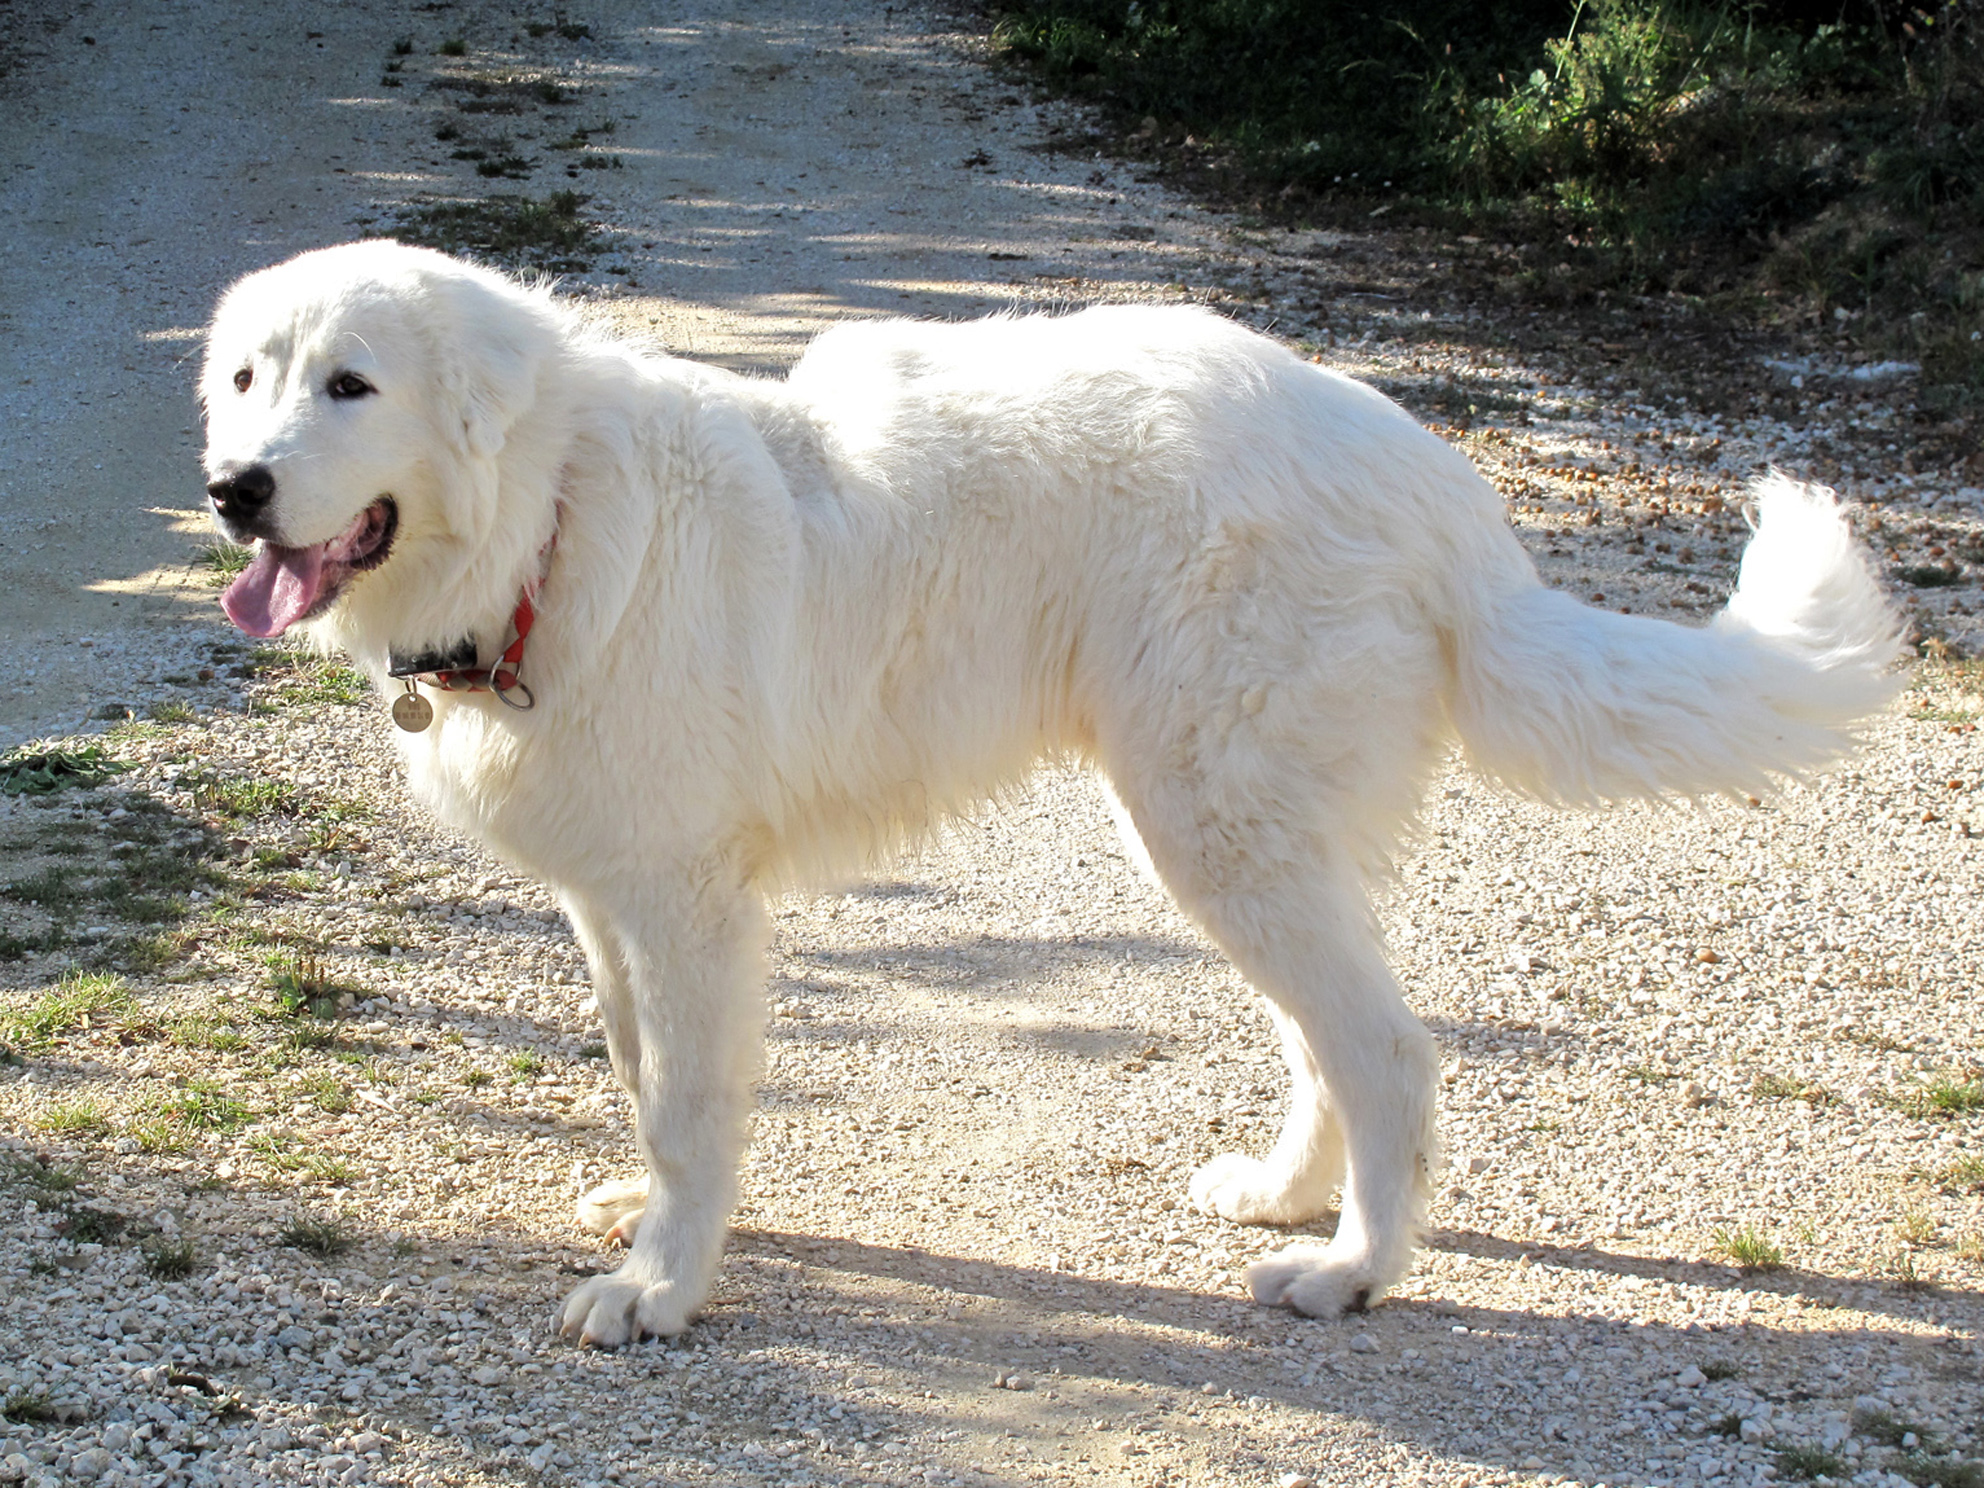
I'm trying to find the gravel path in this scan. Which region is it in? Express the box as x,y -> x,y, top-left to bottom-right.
1,4 -> 1980,1488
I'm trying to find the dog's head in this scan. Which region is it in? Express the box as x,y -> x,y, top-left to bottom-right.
200,240 -> 562,650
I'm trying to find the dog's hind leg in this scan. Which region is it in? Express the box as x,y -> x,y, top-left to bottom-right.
1112,780 -> 1438,1317
565,900 -> 649,1240
1189,1002 -> 1344,1224
556,870 -> 769,1345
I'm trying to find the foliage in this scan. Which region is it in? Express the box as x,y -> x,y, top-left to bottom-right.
991,0 -> 1984,400
0,743 -> 127,796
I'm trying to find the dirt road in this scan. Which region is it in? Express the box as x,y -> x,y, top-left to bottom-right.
1,4 -> 1979,1488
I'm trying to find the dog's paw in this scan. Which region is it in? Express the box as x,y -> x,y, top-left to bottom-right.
1245,1243 -> 1389,1317
555,1271 -> 695,1348
1188,1153 -> 1330,1225
576,1175 -> 648,1236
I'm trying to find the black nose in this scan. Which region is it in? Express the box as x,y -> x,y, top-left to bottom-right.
207,465 -> 275,522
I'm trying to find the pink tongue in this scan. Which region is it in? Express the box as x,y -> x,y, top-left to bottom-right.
221,542 -> 330,637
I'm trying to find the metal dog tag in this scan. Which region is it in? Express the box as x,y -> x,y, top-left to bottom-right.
391,687 -> 434,733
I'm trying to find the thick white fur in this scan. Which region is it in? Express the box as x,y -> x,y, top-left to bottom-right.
201,242 -> 1903,1343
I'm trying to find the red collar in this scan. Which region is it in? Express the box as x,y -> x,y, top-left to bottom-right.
403,587 -> 540,700
389,526 -> 557,730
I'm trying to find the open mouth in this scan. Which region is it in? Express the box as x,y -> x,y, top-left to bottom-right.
220,497 -> 398,638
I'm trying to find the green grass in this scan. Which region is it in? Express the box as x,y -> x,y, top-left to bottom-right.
281,1212 -> 355,1257
0,1389 -> 55,1424
269,951 -> 353,1019
141,1236 -> 199,1280
461,1068 -> 493,1089
1892,1073 -> 1984,1119
299,1072 -> 352,1114
1714,1223 -> 1785,1271
189,772 -> 299,820
1751,1072 -> 1835,1106
126,1119 -> 190,1155
507,1049 -> 545,1081
0,970 -> 133,1051
1774,1442 -> 1849,1481
36,1098 -> 112,1137
158,1079 -> 254,1133
0,743 -> 128,796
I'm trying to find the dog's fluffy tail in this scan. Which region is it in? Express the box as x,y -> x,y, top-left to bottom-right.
1450,473 -> 1904,806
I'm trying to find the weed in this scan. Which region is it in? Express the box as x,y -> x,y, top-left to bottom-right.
1624,1063 -> 1679,1084
303,1153 -> 356,1185
270,951 -> 350,1019
1897,1211 -> 1940,1247
391,35 -> 413,56
1775,1442 -> 1849,1480
1710,1411 -> 1743,1437
0,969 -> 133,1050
385,190 -> 597,271
278,1021 -> 339,1054
160,1079 -> 253,1133
1714,1223 -> 1785,1271
0,1389 -> 55,1424
190,773 -> 298,821
61,1205 -> 129,1244
141,1236 -> 199,1279
281,1212 -> 355,1256
1751,1072 -> 1835,1106
578,1043 -> 607,1059
1892,1073 -> 1984,1119
299,1072 -> 352,1115
127,1119 -> 190,1155
1892,1452 -> 1984,1488
1928,1153 -> 1984,1192
439,36 -> 466,56
0,743 -> 127,796
36,1098 -> 112,1138
507,1049 -> 545,1081
169,1014 -> 246,1052
461,1068 -> 493,1089
1699,1359 -> 1740,1382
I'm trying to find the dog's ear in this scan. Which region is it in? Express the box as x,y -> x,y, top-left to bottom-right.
429,276 -> 548,460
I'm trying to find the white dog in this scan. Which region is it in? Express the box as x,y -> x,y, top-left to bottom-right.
200,241 -> 1899,1345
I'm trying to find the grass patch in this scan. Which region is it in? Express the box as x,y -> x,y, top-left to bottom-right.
299,1072 -> 352,1115
1774,1442 -> 1849,1480
0,969 -> 133,1051
1751,1072 -> 1835,1106
1623,1063 -> 1679,1085
1699,1358 -> 1740,1382
507,1049 -> 545,1081
385,190 -> 597,271
35,1098 -> 113,1138
0,1389 -> 55,1424
141,1236 -> 199,1280
270,950 -> 354,1019
1923,1153 -> 1984,1193
281,1212 -> 355,1257
189,772 -> 299,821
0,743 -> 127,796
1892,1453 -> 1984,1488
1714,1223 -> 1785,1271
1891,1073 -> 1984,1119
461,1068 -> 493,1089
158,1078 -> 254,1133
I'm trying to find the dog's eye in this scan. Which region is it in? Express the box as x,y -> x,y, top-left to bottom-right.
232,367 -> 252,394
328,372 -> 376,401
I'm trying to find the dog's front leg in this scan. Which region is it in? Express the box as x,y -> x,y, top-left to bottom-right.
556,875 -> 768,1347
